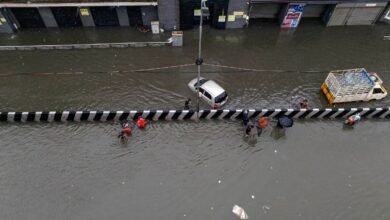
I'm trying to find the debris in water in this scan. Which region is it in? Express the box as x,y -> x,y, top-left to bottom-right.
210,206 -> 214,211
251,195 -> 255,199
232,205 -> 249,219
122,181 -> 125,185
262,205 -> 270,214
274,150 -> 278,154
218,179 -> 222,184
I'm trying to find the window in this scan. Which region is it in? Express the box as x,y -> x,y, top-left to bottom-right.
198,87 -> 205,94
193,79 -> 209,88
215,92 -> 227,103
204,91 -> 212,100
373,88 -> 384,94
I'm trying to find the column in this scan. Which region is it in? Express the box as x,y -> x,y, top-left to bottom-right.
0,8 -> 17,33
225,0 -> 247,29
79,7 -> 95,27
158,0 -> 180,30
280,3 -> 306,28
38,7 -> 58,28
116,6 -> 129,26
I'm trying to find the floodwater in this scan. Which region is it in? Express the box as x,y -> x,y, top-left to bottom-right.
0,20 -> 390,220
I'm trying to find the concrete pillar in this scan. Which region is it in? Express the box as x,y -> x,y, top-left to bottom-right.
0,9 -> 14,33
280,3 -> 306,28
226,0 -> 248,29
38,7 -> 58,28
141,6 -> 158,27
116,6 -> 129,26
79,7 -> 95,27
158,0 -> 180,30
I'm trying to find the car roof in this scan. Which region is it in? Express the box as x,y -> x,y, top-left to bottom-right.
201,80 -> 225,96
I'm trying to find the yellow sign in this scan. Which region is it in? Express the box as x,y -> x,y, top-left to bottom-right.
80,8 -> 89,16
228,15 -> 235,22
0,17 -> 6,23
218,15 -> 226,23
194,9 -> 201,16
233,11 -> 244,16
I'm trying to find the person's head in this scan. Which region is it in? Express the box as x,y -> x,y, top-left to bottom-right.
187,98 -> 191,102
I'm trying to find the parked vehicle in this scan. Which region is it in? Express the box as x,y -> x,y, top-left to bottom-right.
321,68 -> 387,104
188,77 -> 228,108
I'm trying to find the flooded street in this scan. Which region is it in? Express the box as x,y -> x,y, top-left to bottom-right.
1,21 -> 390,220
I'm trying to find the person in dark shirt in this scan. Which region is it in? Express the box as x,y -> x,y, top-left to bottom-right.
184,98 -> 191,110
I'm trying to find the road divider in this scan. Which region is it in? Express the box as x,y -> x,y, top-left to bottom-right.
0,108 -> 389,122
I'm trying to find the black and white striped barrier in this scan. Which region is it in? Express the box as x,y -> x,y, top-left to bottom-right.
0,108 -> 389,122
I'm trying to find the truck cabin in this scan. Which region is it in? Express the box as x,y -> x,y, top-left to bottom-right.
372,85 -> 385,94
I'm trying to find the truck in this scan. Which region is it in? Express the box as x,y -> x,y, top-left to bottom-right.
321,68 -> 387,104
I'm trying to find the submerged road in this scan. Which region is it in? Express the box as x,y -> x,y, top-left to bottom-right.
0,21 -> 390,220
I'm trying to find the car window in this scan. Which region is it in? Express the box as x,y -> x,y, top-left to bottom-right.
193,79 -> 209,88
215,92 -> 227,103
204,91 -> 212,100
199,87 -> 205,94
373,88 -> 384,94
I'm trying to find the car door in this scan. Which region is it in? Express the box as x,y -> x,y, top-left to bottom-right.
203,90 -> 214,107
198,87 -> 208,106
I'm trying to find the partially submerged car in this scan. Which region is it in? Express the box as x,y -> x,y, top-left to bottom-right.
188,77 -> 228,108
321,68 -> 387,104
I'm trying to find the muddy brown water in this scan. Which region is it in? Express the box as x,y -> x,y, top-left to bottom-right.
0,21 -> 390,220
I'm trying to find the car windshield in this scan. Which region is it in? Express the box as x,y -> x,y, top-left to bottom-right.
215,92 -> 227,103
194,79 -> 209,88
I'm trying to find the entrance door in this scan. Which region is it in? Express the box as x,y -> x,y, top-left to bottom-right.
90,6 -> 119,27
10,8 -> 45,28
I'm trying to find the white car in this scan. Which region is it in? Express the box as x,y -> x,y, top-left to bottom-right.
188,77 -> 228,108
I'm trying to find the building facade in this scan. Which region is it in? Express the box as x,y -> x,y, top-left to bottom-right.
0,0 -> 389,33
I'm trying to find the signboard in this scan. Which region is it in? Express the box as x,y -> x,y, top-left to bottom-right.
151,21 -> 159,34
80,8 -> 89,16
218,15 -> 226,23
233,11 -> 244,17
228,15 -> 235,22
281,3 -> 305,28
0,18 -> 6,23
194,9 -> 201,16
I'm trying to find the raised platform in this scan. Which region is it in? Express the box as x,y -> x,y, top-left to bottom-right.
0,41 -> 171,51
0,108 -> 389,122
